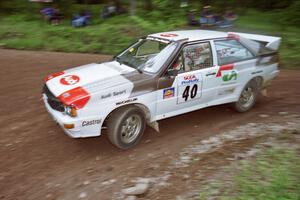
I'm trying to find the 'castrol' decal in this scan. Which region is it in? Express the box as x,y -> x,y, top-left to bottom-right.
60,75 -> 80,85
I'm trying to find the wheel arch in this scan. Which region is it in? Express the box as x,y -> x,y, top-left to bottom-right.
103,103 -> 152,126
252,76 -> 264,89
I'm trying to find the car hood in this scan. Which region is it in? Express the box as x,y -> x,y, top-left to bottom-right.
45,61 -> 136,97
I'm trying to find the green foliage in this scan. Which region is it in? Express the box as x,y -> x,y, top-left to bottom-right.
234,10 -> 300,69
199,146 -> 300,200
279,1 -> 300,26
0,7 -> 299,69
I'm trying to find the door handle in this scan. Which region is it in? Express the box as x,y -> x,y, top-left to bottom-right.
206,72 -> 216,76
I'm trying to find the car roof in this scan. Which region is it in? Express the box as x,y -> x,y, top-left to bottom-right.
148,30 -> 228,42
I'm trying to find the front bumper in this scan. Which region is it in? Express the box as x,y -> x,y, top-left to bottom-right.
42,94 -> 102,138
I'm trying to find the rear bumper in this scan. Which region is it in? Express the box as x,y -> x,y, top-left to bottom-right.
42,94 -> 102,138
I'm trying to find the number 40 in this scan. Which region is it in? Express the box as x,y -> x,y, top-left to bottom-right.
182,84 -> 198,101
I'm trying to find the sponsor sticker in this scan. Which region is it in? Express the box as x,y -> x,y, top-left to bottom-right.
181,74 -> 199,85
82,119 -> 101,127
101,90 -> 126,100
216,64 -> 234,77
116,98 -> 138,106
60,75 -> 80,85
222,70 -> 237,82
163,87 -> 175,99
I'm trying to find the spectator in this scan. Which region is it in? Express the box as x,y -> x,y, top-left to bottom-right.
219,9 -> 238,28
187,10 -> 198,26
49,8 -> 63,25
72,10 -> 91,27
40,7 -> 54,21
199,5 -> 216,26
101,4 -> 117,19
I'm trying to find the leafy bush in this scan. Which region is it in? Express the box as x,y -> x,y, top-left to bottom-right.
280,1 -> 300,26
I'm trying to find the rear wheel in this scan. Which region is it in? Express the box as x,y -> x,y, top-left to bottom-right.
234,80 -> 259,112
107,106 -> 145,150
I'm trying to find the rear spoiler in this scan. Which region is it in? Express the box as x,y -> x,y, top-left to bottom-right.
229,32 -> 281,51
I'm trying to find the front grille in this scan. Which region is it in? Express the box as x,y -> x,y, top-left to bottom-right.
43,85 -> 65,112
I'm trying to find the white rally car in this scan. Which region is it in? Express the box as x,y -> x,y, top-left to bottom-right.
43,30 -> 281,149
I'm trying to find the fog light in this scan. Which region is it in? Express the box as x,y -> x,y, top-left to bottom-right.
63,123 -> 74,129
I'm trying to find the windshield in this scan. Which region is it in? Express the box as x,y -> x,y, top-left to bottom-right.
115,39 -> 178,73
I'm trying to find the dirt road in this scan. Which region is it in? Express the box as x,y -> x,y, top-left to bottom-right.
0,49 -> 299,200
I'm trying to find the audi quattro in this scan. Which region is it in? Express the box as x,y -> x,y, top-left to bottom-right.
42,30 -> 281,149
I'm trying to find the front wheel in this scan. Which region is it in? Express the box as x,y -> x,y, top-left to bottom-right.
107,106 -> 145,150
234,80 -> 258,113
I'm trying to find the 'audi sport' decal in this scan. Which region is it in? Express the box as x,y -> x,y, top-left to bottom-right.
60,75 -> 80,85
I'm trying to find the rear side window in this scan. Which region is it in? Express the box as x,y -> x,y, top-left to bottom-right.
215,39 -> 254,65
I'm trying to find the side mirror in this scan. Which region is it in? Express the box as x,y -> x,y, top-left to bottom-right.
166,69 -> 178,77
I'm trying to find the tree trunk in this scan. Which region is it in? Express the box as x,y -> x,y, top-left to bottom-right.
144,0 -> 153,11
113,0 -> 121,12
130,0 -> 136,16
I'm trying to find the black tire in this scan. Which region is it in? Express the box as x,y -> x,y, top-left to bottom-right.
107,106 -> 146,150
234,80 -> 259,113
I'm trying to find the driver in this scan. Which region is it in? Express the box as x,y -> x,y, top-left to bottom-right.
172,55 -> 184,72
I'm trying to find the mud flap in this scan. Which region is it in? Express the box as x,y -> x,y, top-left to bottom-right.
148,121 -> 160,133
261,88 -> 268,97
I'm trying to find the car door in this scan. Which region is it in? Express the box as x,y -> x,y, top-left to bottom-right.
155,41 -> 216,120
212,39 -> 256,102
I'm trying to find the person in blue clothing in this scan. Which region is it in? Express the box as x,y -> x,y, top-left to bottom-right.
219,9 -> 238,28
199,5 -> 216,26
40,7 -> 55,21
49,8 -> 63,25
40,7 -> 63,25
187,9 -> 198,26
72,10 -> 91,27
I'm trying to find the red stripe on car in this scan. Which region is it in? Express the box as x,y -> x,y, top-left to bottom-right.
216,64 -> 234,77
58,87 -> 90,109
44,71 -> 65,82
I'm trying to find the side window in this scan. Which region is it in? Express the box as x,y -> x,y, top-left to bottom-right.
182,42 -> 213,72
167,42 -> 212,75
215,39 -> 254,65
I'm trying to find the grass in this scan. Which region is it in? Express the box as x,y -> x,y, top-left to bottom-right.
234,10 -> 300,69
0,9 -> 299,69
199,143 -> 300,200
0,11 -> 186,54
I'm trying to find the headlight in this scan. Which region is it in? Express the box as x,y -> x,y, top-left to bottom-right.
65,105 -> 77,117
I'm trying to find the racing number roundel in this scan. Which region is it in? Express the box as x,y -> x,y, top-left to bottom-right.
178,74 -> 202,104
60,75 -> 80,85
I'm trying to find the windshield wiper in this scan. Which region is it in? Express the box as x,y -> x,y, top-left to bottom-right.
115,56 -> 123,65
115,56 -> 142,74
136,67 -> 143,74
